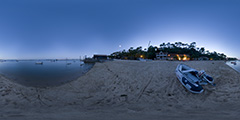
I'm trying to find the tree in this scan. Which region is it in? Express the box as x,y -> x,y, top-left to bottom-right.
160,43 -> 166,48
188,42 -> 196,49
199,47 -> 205,54
166,42 -> 171,48
206,50 -> 210,55
110,41 -> 230,61
147,46 -> 156,59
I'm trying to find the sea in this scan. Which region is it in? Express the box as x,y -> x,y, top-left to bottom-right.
0,60 -> 94,87
226,60 -> 240,72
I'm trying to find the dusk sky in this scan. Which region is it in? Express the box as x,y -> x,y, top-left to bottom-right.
0,0 -> 240,59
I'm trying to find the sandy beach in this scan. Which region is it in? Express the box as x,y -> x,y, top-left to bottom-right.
1,60 -> 240,120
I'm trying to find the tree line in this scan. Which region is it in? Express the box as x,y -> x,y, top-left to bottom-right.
109,42 -> 238,60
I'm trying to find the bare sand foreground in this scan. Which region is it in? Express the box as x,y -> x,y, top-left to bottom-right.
1,61 -> 240,120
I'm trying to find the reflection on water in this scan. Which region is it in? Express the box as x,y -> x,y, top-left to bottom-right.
0,60 -> 94,87
226,60 -> 240,72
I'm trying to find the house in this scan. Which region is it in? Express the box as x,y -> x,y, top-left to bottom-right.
176,54 -> 190,61
156,51 -> 168,60
155,51 -> 190,61
166,54 -> 190,61
93,54 -> 108,60
166,53 -> 178,60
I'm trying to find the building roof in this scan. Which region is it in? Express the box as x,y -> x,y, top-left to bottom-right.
156,51 -> 168,54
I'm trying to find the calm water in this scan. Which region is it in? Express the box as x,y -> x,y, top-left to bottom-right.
226,60 -> 240,72
0,60 -> 94,87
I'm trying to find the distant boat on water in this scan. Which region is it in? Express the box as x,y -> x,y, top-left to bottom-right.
80,61 -> 84,66
66,63 -> 71,65
50,60 -> 56,62
231,61 -> 237,65
35,62 -> 43,65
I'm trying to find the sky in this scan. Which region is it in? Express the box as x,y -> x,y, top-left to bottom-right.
0,0 -> 240,59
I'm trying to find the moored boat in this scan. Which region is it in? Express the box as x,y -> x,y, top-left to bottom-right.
231,61 -> 237,65
35,62 -> 43,65
80,61 -> 84,66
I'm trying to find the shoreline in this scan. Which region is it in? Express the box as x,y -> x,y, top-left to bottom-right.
0,62 -> 95,88
225,61 -> 240,73
1,60 -> 240,119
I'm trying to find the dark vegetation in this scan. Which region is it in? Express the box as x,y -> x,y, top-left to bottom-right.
109,42 -> 237,60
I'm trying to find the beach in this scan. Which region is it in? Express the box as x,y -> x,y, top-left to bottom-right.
1,60 -> 240,120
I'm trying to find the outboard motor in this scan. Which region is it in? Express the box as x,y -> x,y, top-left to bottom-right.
198,70 -> 206,78
197,70 -> 207,85
198,70 -> 215,86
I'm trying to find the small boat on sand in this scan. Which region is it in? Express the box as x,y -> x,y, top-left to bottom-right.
35,62 -> 43,65
176,64 -> 215,94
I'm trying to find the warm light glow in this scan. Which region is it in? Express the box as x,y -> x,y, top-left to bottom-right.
176,54 -> 189,61
183,54 -> 188,61
183,57 -> 187,60
140,55 -> 143,58
177,54 -> 181,60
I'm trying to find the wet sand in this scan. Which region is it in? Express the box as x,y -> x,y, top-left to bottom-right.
1,60 -> 240,120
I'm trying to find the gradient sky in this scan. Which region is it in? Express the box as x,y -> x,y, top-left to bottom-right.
0,0 -> 240,59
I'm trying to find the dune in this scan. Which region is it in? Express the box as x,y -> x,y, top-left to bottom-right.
0,60 -> 240,120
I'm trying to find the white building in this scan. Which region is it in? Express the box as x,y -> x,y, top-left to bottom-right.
156,51 -> 168,60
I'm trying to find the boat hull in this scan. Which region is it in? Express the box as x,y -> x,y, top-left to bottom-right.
176,64 -> 204,94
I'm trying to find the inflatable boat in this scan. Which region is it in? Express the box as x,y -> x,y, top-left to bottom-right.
176,64 -> 204,93
176,64 -> 215,93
